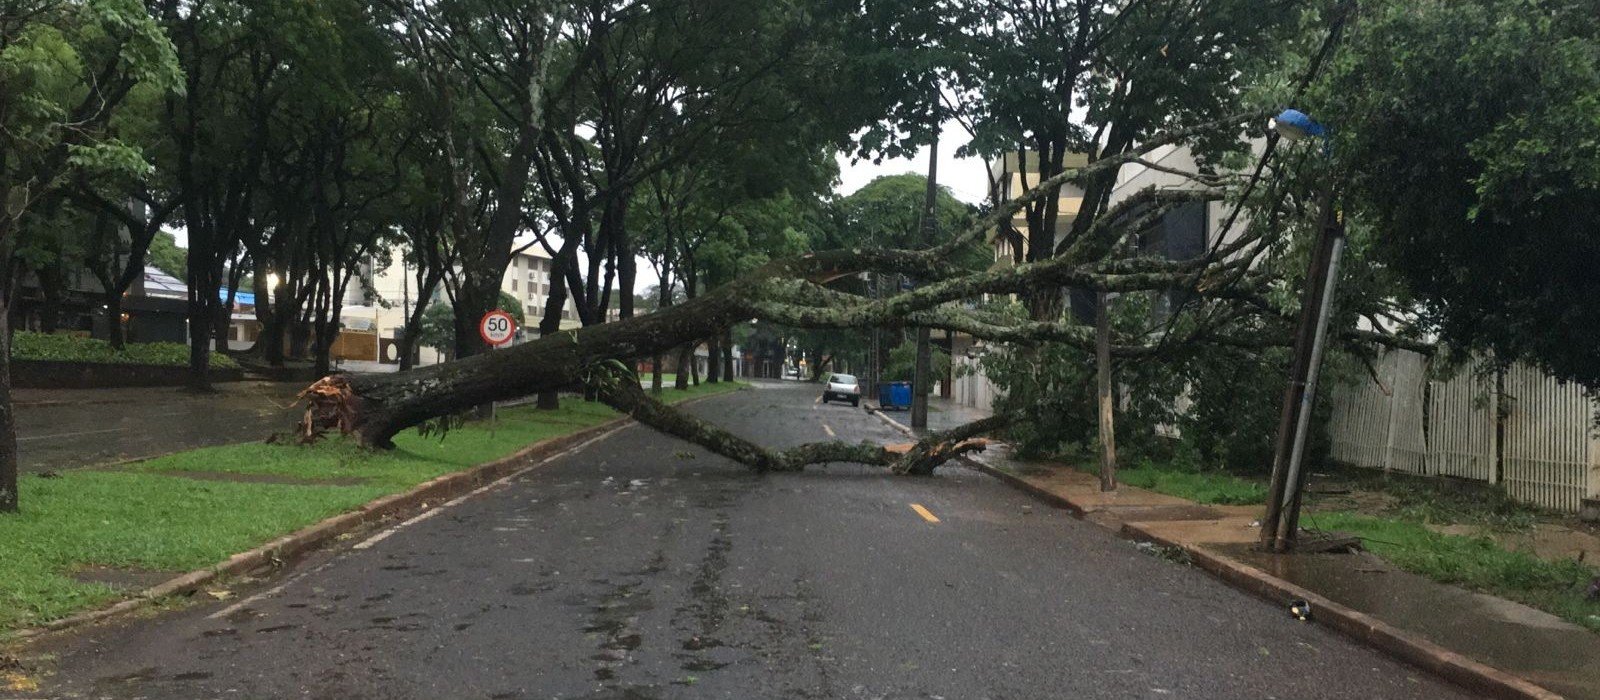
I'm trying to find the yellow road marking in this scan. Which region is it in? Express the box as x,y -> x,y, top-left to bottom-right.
822,423 -> 835,437
910,503 -> 940,523
4,672 -> 39,693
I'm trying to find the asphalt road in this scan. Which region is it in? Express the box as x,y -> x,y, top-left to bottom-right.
10,382 -> 1479,699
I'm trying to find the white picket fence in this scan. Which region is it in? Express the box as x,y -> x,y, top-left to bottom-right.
1326,350 -> 1600,512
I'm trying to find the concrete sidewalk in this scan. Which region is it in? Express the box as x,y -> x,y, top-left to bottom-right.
873,409 -> 1599,700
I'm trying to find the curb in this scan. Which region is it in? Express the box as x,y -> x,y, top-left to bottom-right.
1123,522 -> 1562,700
8,386 -> 742,642
867,406 -> 1561,700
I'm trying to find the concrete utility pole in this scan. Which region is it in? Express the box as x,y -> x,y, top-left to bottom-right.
911,126 -> 939,430
1260,189 -> 1345,551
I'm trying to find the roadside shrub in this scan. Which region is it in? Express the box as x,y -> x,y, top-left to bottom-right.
11,331 -> 239,369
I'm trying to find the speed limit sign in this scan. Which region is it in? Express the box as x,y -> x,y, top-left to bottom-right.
478,309 -> 517,348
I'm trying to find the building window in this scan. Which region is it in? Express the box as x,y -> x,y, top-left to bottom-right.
511,279 -> 518,291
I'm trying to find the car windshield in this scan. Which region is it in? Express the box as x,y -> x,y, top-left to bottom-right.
831,374 -> 856,384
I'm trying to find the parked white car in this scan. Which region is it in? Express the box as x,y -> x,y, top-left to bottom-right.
821,373 -> 861,407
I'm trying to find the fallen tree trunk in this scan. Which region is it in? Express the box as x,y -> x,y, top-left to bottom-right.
303,285 -> 751,447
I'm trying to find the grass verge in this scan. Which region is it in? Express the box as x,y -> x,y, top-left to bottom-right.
0,381 -> 744,632
1115,465 -> 1267,505
1307,512 -> 1600,632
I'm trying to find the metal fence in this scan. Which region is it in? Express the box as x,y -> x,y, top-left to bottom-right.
1325,350 -> 1599,512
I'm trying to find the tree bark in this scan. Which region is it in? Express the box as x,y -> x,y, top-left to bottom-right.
912,326 -> 932,428
722,327 -> 735,380
675,344 -> 692,390
706,334 -> 721,383
1096,291 -> 1117,491
0,292 -> 16,512
397,268 -> 442,373
535,248 -> 572,410
216,271 -> 240,355
185,292 -> 214,392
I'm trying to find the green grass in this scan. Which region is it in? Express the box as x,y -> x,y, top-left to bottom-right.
0,474 -> 386,627
1116,467 -> 1268,505
0,381 -> 744,632
11,331 -> 241,369
1309,512 -> 1600,633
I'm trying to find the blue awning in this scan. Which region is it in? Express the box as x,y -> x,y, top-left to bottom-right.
220,288 -> 256,306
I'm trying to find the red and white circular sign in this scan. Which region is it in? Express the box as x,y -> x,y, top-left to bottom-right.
479,309 -> 517,348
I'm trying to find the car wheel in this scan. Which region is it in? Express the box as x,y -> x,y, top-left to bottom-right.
821,396 -> 828,404
851,397 -> 859,407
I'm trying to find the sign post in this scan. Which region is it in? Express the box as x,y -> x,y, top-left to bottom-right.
477,310 -> 517,420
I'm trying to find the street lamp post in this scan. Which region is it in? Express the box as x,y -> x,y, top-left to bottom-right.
1259,108 -> 1344,553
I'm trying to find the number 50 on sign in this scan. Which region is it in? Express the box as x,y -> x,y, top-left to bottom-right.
479,310 -> 517,348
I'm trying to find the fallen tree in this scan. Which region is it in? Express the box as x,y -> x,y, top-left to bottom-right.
298,111 -> 1430,475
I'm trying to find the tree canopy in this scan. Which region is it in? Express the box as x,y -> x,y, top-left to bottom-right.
1319,0 -> 1600,385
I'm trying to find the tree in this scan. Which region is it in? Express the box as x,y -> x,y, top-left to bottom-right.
1,0 -> 181,511
830,174 -> 975,252
146,231 -> 184,277
1317,0 -> 1600,387
382,0 -> 565,365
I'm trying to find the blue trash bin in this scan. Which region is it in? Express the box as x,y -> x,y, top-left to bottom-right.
879,381 -> 912,410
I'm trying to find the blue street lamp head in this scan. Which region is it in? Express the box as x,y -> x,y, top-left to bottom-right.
1270,108 -> 1327,142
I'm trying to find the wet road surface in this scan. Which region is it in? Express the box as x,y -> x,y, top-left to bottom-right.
12,382 -> 304,474
9,383 -> 1480,699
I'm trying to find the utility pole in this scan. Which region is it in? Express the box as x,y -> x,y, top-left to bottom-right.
911,125 -> 939,429
1260,186 -> 1345,552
